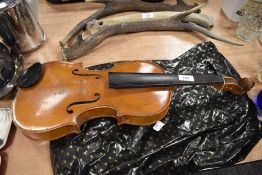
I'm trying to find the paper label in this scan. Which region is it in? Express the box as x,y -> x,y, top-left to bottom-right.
178,75 -> 194,82
153,121 -> 165,131
237,0 -> 262,16
142,13 -> 154,19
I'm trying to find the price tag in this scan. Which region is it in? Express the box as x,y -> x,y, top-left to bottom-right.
178,75 -> 194,82
153,121 -> 165,131
142,13 -> 154,19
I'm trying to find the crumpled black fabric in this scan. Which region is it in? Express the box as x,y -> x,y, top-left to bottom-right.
50,41 -> 261,175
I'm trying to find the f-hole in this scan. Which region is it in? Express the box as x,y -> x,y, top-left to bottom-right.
67,93 -> 101,114
72,69 -> 101,79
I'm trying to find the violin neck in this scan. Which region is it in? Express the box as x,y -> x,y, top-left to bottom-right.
109,72 -> 224,88
109,72 -> 253,95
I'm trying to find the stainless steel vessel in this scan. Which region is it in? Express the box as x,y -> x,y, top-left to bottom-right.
0,0 -> 45,53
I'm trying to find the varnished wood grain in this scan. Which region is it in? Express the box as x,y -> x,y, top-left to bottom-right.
13,61 -> 171,140
1,0 -> 261,174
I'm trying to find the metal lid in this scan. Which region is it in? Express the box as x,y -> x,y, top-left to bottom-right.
0,0 -> 18,12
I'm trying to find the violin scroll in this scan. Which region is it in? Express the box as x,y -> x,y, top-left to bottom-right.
215,77 -> 255,96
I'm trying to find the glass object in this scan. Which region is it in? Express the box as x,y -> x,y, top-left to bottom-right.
222,0 -> 248,22
26,0 -> 39,19
236,8 -> 262,41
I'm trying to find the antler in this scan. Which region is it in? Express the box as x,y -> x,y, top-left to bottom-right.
62,4 -> 243,61
60,0 -> 199,47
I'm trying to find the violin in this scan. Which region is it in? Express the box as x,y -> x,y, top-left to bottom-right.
13,61 -> 254,140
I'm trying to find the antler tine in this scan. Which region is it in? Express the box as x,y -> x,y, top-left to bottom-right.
172,3 -> 206,21
168,4 -> 243,46
177,0 -> 194,5
60,2 -> 112,47
176,0 -> 199,10
178,22 -> 243,46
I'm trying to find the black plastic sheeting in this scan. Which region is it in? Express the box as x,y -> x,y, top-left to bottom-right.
50,41 -> 261,175
194,160 -> 262,175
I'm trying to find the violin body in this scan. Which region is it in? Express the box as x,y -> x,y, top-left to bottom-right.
13,61 -> 172,140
